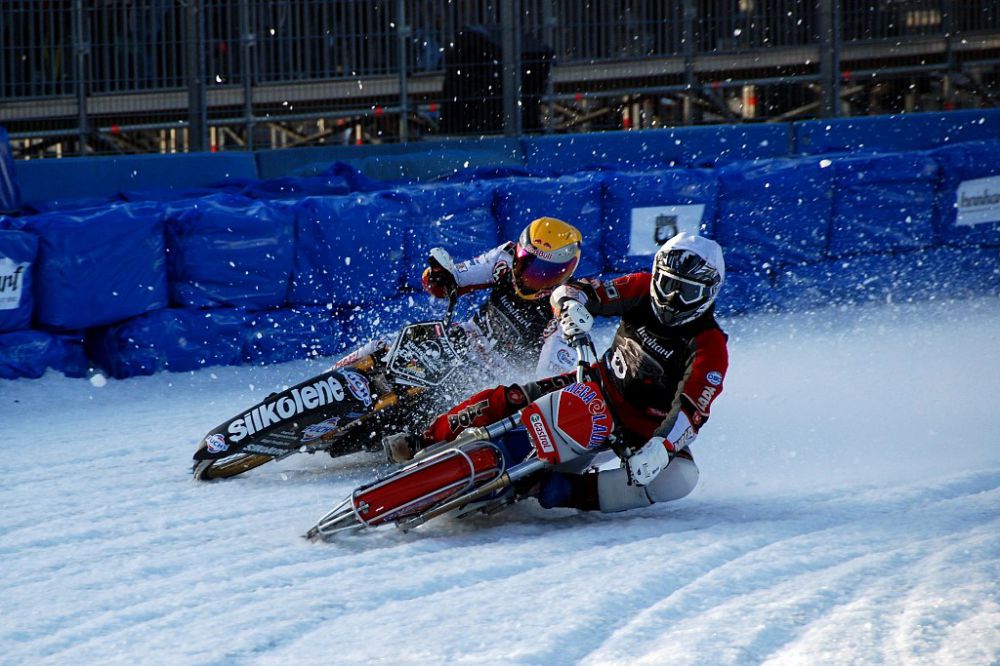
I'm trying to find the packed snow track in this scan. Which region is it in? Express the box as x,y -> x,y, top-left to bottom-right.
2,298 -> 998,665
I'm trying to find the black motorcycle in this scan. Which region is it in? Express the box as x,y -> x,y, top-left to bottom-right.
192,296 -> 468,481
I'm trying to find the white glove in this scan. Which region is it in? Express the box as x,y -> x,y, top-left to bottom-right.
558,300 -> 594,338
550,284 -> 586,310
625,437 -> 672,486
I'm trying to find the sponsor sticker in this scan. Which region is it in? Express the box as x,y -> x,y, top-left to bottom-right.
556,348 -> 575,368
529,413 -> 555,453
447,399 -> 490,432
956,175 -> 1000,226
492,260 -> 509,283
707,371 -> 723,386
542,318 -> 559,338
301,417 -> 341,442
628,204 -> 706,255
206,433 -> 229,454
226,375 -> 345,443
0,259 -> 28,311
341,369 -> 372,407
561,384 -> 612,449
696,385 -> 717,411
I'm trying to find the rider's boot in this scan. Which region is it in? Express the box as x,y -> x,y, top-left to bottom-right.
382,431 -> 423,464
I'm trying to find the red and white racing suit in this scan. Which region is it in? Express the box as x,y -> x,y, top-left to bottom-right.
420,272 -> 730,513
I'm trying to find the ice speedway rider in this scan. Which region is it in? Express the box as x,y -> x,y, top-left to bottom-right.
332,216 -> 587,433
384,231 -> 729,514
419,215 -> 587,379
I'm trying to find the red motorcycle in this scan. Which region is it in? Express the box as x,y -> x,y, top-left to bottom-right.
305,336 -> 616,539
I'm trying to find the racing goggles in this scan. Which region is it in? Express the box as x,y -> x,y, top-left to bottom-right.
652,269 -> 709,308
513,243 -> 580,298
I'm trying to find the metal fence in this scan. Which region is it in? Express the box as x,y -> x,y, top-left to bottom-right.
2,0 -> 998,157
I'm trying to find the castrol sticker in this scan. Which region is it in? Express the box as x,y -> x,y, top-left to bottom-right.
528,413 -> 555,454
521,402 -> 558,463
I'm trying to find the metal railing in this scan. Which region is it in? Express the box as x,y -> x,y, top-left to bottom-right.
2,0 -> 998,157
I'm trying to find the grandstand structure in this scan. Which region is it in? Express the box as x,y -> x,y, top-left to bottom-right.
2,0 -> 998,158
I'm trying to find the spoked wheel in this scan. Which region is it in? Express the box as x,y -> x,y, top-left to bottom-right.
193,453 -> 275,481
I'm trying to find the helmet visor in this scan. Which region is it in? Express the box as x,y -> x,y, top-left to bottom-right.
652,269 -> 707,308
513,244 -> 579,297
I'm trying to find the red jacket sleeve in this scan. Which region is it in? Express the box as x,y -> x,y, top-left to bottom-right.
680,327 -> 729,432
581,273 -> 652,317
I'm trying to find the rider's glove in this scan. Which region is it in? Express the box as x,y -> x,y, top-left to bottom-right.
550,284 -> 587,312
624,436 -> 672,486
557,300 -> 594,339
421,248 -> 457,298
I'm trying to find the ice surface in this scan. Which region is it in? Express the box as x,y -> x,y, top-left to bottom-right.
1,297 -> 998,665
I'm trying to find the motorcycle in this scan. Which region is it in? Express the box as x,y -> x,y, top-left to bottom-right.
304,334 -> 616,539
192,250 -> 486,482
191,267 -> 478,482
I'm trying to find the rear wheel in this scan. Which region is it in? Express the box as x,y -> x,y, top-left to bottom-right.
192,453 -> 274,481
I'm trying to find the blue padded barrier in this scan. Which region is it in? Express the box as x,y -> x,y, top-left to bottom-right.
602,169 -> 719,273
715,156 -> 835,273
122,187 -> 222,203
795,109 -> 1000,156
242,307 -> 343,365
0,229 -> 37,332
165,193 -> 296,310
829,152 -> 939,257
87,308 -> 249,379
434,166 -> 552,182
290,192 -> 412,307
494,175 -> 606,278
16,152 -> 258,213
0,330 -> 88,379
772,246 -> 1000,310
9,202 -> 168,331
523,125 -> 790,174
402,182 -> 500,291
929,140 -> 1000,247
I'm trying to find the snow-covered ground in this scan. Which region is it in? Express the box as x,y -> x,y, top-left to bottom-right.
2,297 -> 998,665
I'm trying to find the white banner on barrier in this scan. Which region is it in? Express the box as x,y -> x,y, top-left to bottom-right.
956,176 -> 1000,227
0,258 -> 28,310
629,204 -> 706,255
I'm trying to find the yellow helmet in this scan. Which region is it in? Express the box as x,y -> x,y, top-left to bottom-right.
512,217 -> 583,299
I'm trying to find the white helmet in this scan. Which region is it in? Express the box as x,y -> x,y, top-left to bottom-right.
650,232 -> 725,326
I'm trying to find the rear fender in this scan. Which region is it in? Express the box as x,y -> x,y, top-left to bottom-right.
193,366 -> 382,462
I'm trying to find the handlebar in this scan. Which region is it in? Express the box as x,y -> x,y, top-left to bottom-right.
443,288 -> 458,327
428,247 -> 460,327
569,333 -> 595,383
